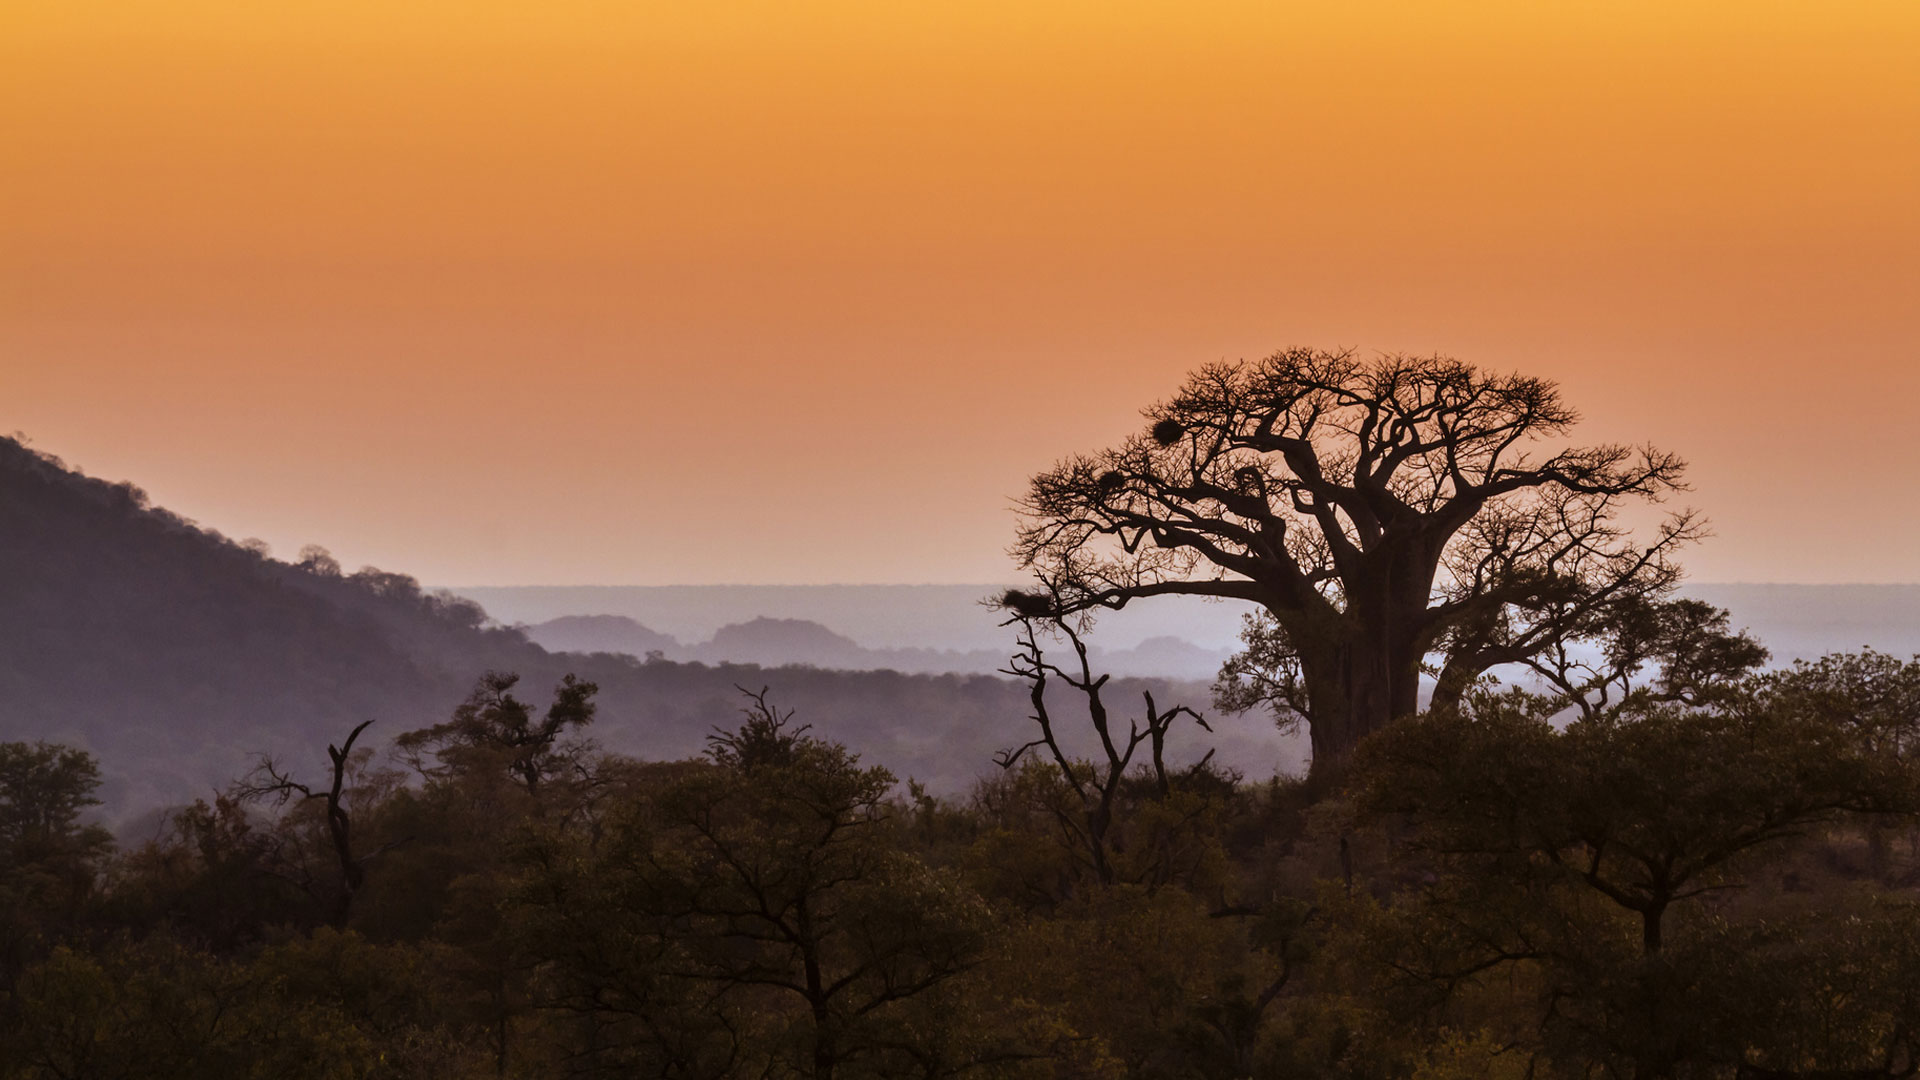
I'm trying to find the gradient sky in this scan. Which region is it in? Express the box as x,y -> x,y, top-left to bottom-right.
4,1 -> 1917,585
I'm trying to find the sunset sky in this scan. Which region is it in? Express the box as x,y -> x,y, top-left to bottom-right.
4,1 -> 1917,585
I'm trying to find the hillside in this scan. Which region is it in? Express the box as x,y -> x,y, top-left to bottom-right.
0,437 -> 550,811
0,438 -> 1270,819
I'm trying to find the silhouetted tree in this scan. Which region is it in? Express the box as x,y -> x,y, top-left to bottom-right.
994,606 -> 1214,888
1013,349 -> 1694,768
1345,683 -> 1920,1077
0,742 -> 112,989
1517,595 -> 1769,718
0,742 -> 109,865
395,671 -> 598,796
516,693 -> 996,1080
1762,649 -> 1920,883
111,795 -> 311,952
1218,594 -> 1769,731
234,720 -> 407,928
705,684 -> 812,772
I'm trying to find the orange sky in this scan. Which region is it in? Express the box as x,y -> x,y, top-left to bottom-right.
4,1 -> 1917,585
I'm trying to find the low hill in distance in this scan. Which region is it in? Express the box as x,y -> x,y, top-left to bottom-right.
474,582 -> 1920,673
0,436 -> 545,815
521,614 -> 1233,680
458,582 -> 1250,653
0,436 -> 1274,823
525,614 -> 680,657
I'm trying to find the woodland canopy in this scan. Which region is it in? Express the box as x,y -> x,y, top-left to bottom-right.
5,643 -> 1920,1078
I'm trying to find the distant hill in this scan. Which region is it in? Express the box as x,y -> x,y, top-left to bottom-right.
522,614 -> 1232,679
526,614 -> 680,657
0,437 -> 1273,820
705,617 -> 871,668
489,582 -> 1920,677
459,583 -> 1256,653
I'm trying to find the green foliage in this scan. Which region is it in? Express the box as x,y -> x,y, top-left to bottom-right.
0,742 -> 113,989
1762,649 -> 1920,756
966,758 -> 1239,909
511,704 -> 1007,1079
992,887 -> 1311,1079
1340,675 -> 1920,1077
6,936 -> 374,1080
105,796 -> 315,949
15,646 -> 1920,1079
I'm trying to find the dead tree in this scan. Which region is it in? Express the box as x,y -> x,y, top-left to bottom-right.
235,719 -> 405,928
995,602 -> 1212,888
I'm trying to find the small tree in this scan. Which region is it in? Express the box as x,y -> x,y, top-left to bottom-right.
705,684 -> 812,772
1763,650 -> 1920,882
0,742 -> 109,862
0,742 -> 113,988
517,693 -> 998,1080
395,671 -> 598,797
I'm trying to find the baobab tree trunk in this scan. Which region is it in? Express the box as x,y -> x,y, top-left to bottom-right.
1300,625 -> 1426,774
1284,570 -> 1436,774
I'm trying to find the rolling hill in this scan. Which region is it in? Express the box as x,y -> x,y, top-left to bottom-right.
0,436 -> 1265,821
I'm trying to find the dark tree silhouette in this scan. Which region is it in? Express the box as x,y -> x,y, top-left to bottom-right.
1013,349 -> 1695,768
394,671 -> 598,796
518,694 -> 995,1080
0,742 -> 113,989
995,607 -> 1212,887
235,720 -> 407,928
705,684 -> 813,772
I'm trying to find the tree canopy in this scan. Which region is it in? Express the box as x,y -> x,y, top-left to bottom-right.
7,649 -> 1920,1079
1014,349 -> 1694,766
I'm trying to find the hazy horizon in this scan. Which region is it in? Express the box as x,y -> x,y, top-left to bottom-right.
453,582 -> 1920,664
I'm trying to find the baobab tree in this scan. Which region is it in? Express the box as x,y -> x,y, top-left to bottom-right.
1011,349 -> 1697,769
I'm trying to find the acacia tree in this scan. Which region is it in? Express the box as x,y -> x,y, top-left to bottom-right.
394,670 -> 598,797
516,693 -> 999,1080
1013,349 -> 1694,768
1342,680 -> 1920,1077
1763,650 -> 1920,882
